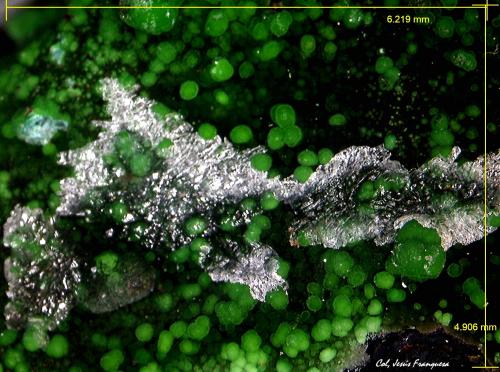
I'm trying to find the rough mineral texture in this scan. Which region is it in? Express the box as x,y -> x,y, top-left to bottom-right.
2,79 -> 498,330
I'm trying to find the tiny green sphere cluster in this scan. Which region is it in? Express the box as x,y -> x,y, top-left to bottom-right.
0,1 -> 495,371
0,217 -> 460,371
386,220 -> 446,282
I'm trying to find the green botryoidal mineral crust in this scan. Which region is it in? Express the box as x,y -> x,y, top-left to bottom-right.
0,3 -> 498,371
3,78 -> 499,335
386,220 -> 446,281
120,0 -> 178,35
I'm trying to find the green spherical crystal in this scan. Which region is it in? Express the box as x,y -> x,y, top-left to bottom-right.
364,283 -> 376,299
230,125 -> 253,144
42,143 -> 57,156
22,327 -> 46,352
271,322 -> 291,348
323,42 -> 338,61
141,71 -> 157,87
214,90 -> 230,105
187,315 -> 211,341
375,56 -> 393,74
140,362 -> 161,372
357,180 -> 375,201
157,42 -> 177,64
267,288 -> 289,310
297,150 -> 318,167
367,299 -> 383,316
205,10 -> 229,37
244,223 -> 261,243
239,61 -> 255,79
251,153 -> 272,172
179,339 -> 200,355
241,330 -> 261,352
252,214 -> 271,230
488,215 -> 500,227
436,16 -> 455,38
311,319 -> 332,342
383,66 -> 401,85
276,359 -> 293,372
465,104 -> 481,117
198,123 -> 217,140
307,295 -> 323,312
95,251 -> 119,275
260,40 -> 282,61
267,127 -> 286,150
220,342 -> 240,361
384,134 -> 397,150
3,348 -> 23,369
169,321 -> 187,339
386,288 -> 406,303
179,283 -> 202,300
307,282 -> 322,296
365,316 -> 382,333
407,43 -> 418,54
155,293 -> 173,312
343,9 -> 363,29
374,271 -> 395,289
450,49 -> 477,72
270,11 -> 293,37
325,251 -> 354,277
347,266 -> 367,287
319,347 -> 337,363
209,58 -> 234,82
135,323 -> 154,342
45,334 -> 69,358
294,165 -> 313,183
110,201 -> 128,223
332,294 -> 352,317
91,333 -> 107,349
277,259 -> 290,279
251,22 -> 269,41
184,216 -> 207,236
271,104 -> 296,128
318,148 -> 334,164
0,329 -> 18,347
328,113 -> 346,126
300,34 -> 316,57
284,125 -> 303,147
285,329 -> 310,352
331,317 -> 353,337
447,263 -> 463,278
122,0 -> 177,33
179,80 -> 199,101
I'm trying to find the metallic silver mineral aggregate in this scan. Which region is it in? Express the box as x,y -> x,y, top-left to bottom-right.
207,240 -> 285,301
3,78 -> 499,329
3,206 -> 80,330
2,206 -> 156,329
292,146 -> 500,250
56,78 -> 289,301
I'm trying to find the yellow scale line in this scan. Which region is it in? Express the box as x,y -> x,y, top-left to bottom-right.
483,2 -> 488,368
5,5 -> 492,9
2,1 -> 498,369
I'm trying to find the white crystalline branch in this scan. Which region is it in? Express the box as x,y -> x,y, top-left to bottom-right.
2,78 -> 499,330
